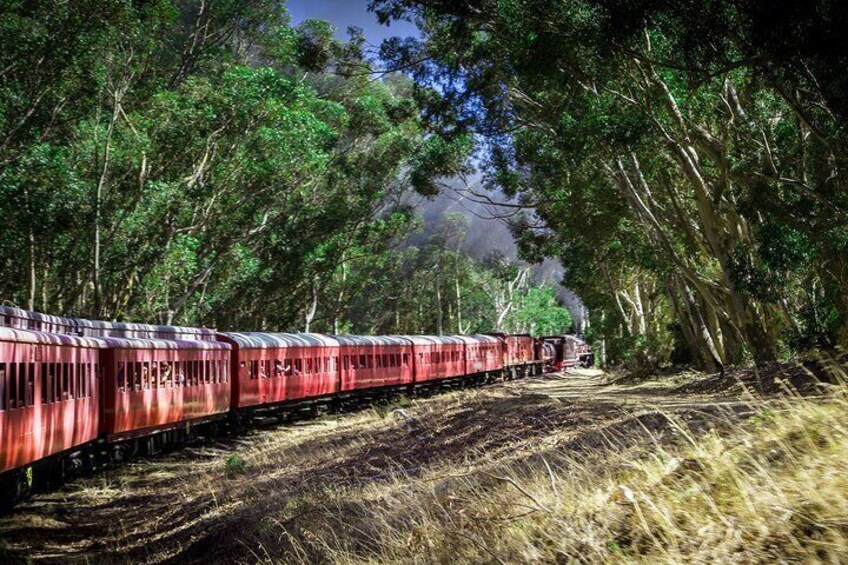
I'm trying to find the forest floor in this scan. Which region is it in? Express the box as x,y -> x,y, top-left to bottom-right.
1,357 -> 846,564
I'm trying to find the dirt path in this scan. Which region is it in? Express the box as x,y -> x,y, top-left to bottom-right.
0,371 -> 779,563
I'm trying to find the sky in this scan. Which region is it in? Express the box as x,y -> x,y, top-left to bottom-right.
286,0 -> 420,45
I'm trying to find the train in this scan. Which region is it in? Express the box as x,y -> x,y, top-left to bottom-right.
0,305 -> 591,503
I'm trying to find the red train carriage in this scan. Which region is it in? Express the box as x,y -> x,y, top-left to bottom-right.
404,336 -> 467,383
100,338 -> 231,441
335,336 -> 413,392
462,335 -> 504,376
218,333 -> 341,409
0,328 -> 103,476
488,333 -> 539,377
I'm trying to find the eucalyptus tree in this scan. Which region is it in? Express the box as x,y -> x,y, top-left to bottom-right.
369,0 -> 848,368
0,0 -> 477,330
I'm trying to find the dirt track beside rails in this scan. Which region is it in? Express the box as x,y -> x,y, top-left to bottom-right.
0,368 -> 822,564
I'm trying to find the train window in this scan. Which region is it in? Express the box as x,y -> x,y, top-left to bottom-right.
133,362 -> 142,390
152,362 -> 164,388
142,362 -> 152,389
26,363 -> 34,404
376,355 -> 382,368
12,364 -> 23,406
19,364 -> 27,406
368,355 -> 374,369
382,354 -> 389,368
60,363 -> 70,399
152,362 -> 160,388
294,359 -> 303,374
0,363 -> 5,410
9,364 -> 19,408
41,364 -> 49,403
52,363 -> 60,400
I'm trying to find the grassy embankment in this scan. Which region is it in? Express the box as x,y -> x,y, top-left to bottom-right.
248,358 -> 848,564
1,356 -> 847,564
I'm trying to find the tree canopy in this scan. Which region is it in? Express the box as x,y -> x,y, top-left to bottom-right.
0,0 -> 571,336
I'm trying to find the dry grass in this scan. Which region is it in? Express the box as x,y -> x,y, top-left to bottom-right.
2,359 -> 847,564
284,396 -> 848,564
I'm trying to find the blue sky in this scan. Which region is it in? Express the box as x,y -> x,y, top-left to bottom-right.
285,0 -> 419,45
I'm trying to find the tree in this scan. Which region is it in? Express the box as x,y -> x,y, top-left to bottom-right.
369,0 -> 848,369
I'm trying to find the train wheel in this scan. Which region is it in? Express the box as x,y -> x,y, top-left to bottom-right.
0,467 -> 32,509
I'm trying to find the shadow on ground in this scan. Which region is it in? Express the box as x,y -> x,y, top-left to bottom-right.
0,368 -> 810,563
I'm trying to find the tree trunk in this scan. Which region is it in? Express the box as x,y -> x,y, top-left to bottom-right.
304,277 -> 319,333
